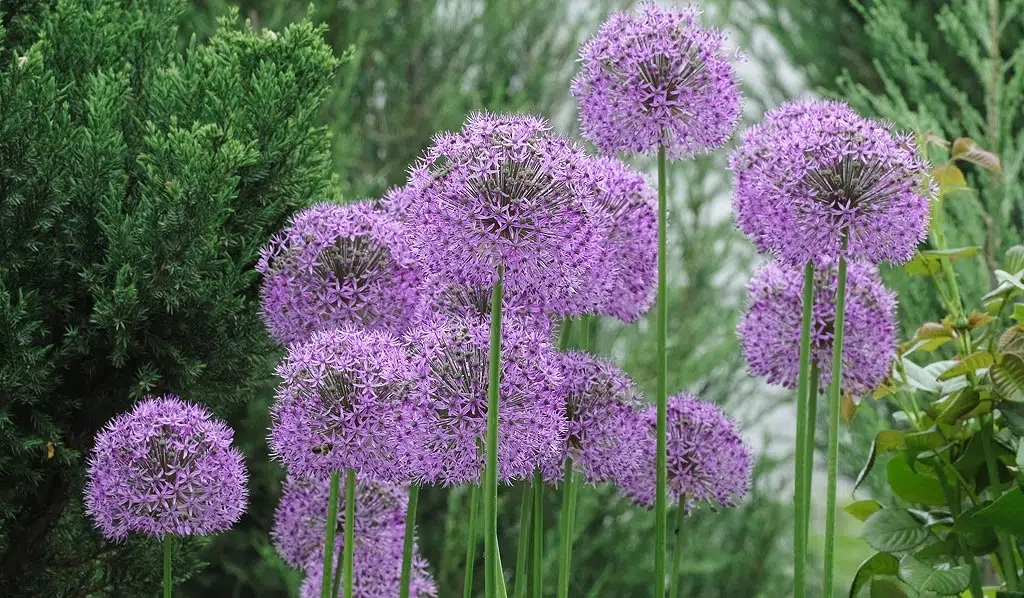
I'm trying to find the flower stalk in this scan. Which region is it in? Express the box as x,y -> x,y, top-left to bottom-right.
321,471 -> 341,598
343,469 -> 356,598
485,265 -> 505,598
823,251 -> 847,598
399,484 -> 421,598
655,143 -> 669,598
793,262 -> 815,597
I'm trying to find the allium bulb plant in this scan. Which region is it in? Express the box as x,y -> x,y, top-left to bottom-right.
729,99 -> 932,267
84,394 -> 248,597
738,258 -> 898,395
572,2 -> 742,159
256,201 -> 421,346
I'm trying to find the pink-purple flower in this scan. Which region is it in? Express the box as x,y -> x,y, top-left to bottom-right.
620,394 -> 751,509
269,326 -> 408,482
572,2 -> 742,158
256,201 -> 421,346
737,257 -> 898,396
730,99 -> 932,266
84,395 -> 248,540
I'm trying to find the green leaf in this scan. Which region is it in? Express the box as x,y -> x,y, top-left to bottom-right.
855,430 -> 907,493
937,352 -> 993,381
849,552 -> 900,598
990,356 -> 1024,402
1014,304 -> 1024,324
936,388 -> 981,425
871,579 -> 909,598
956,490 -> 1024,538
1002,402 -> 1024,436
887,455 -> 948,506
847,499 -> 885,522
932,163 -> 968,194
898,555 -> 972,595
862,509 -> 930,553
901,360 -> 942,393
904,248 -> 981,277
951,137 -> 1002,173
995,270 -> 1024,293
1017,440 -> 1024,473
1003,246 -> 1024,275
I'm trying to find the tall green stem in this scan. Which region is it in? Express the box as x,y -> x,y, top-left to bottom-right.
981,415 -> 1020,589
793,262 -> 815,598
321,471 -> 341,598
655,143 -> 669,598
399,483 -> 421,598
556,459 -> 578,598
163,535 -> 172,598
497,534 -> 508,598
823,254 -> 847,598
464,485 -> 481,598
485,264 -> 505,598
668,498 -> 686,598
515,486 -> 533,598
343,469 -> 356,598
803,365 -> 820,542
935,463 -> 985,597
531,472 -> 544,598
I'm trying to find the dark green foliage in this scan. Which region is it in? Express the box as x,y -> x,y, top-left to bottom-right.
0,0 -> 339,593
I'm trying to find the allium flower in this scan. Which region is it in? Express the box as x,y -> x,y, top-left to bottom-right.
407,112 -> 599,315
269,326 -> 408,481
256,201 -> 421,345
84,395 -> 248,540
272,476 -> 436,597
541,351 -> 648,484
577,157 -> 657,321
737,258 -> 898,395
414,273 -> 551,329
620,394 -> 751,509
379,184 -> 419,222
572,2 -> 742,158
399,316 -> 566,486
729,99 -> 932,266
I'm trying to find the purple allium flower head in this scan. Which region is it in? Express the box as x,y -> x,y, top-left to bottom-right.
84,394 -> 248,541
540,351 -> 648,485
414,273 -> 552,331
407,112 -> 600,315
269,326 -> 408,482
572,2 -> 742,158
256,201 -> 422,345
576,157 -> 658,321
273,476 -> 436,597
738,258 -> 898,395
379,184 -> 419,222
620,394 -> 751,509
729,99 -> 932,266
399,315 -> 566,485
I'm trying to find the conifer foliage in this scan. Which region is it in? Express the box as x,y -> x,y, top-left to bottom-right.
0,0 -> 340,593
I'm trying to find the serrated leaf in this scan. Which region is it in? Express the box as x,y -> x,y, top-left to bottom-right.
888,455 -> 947,506
849,552 -> 900,598
951,137 -> 1002,173
898,555 -> 972,595
862,509 -> 930,553
937,352 -> 993,381
847,499 -> 884,522
932,163 -> 968,194
990,356 -> 1024,402
956,489 -> 1024,538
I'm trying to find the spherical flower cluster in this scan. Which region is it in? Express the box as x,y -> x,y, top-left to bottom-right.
399,316 -> 566,485
378,184 -> 419,222
256,201 -> 421,346
269,326 -> 409,481
578,157 -> 657,321
84,395 -> 248,541
621,394 -> 751,509
407,112 -> 600,315
572,2 -> 742,158
541,351 -> 648,484
272,476 -> 436,596
737,258 -> 898,395
414,273 -> 551,330
729,99 -> 932,266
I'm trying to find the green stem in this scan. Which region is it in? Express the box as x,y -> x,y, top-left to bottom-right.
531,472 -> 544,598
464,485 -> 481,598
802,364 -> 820,547
496,536 -> 508,598
981,415 -> 1020,590
485,264 -> 505,598
823,254 -> 848,598
321,471 -> 341,598
399,484 -> 420,598
793,262 -> 815,598
332,542 -> 344,598
515,485 -> 533,598
580,315 -> 591,352
935,464 -> 985,598
163,535 -> 172,598
343,469 -> 356,598
556,459 -> 578,598
655,143 -> 669,598
668,498 -> 686,598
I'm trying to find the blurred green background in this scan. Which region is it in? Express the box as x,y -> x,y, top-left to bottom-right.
3,0 -> 1020,595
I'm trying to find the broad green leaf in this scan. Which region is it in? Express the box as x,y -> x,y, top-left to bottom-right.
995,270 -> 1024,293
995,591 -> 1024,597
862,509 -> 930,553
937,352 -> 993,381
1015,304 -> 1024,324
990,356 -> 1024,402
846,499 -> 885,522
1002,402 -> 1024,436
849,552 -> 900,598
936,388 -> 981,424
904,248 -> 981,277
901,360 -> 942,393
999,326 -> 1024,358
871,579 -> 909,598
932,163 -> 968,194
855,430 -> 906,493
887,455 -> 947,506
951,137 -> 1003,173
924,360 -> 969,395
1003,245 -> 1024,275
956,489 -> 1024,538
898,555 -> 972,595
